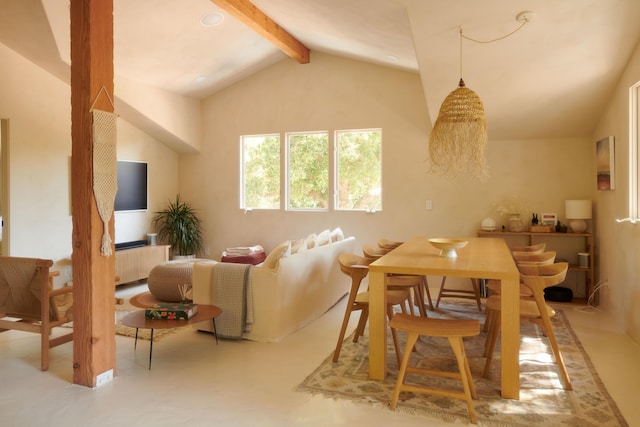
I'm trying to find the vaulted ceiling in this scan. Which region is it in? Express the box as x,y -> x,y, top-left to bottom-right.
2,0 -> 640,141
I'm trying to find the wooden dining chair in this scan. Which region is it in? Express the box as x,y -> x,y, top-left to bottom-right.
510,242 -> 546,256
483,262 -> 572,390
389,313 -> 481,424
377,238 -> 403,250
0,257 -> 73,371
434,277 -> 483,312
485,251 -> 556,297
363,244 -> 430,316
483,250 -> 558,332
332,253 -> 409,366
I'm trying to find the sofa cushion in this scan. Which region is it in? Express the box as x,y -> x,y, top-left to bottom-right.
317,229 -> 332,246
290,238 -> 306,254
262,241 -> 291,269
306,233 -> 317,249
331,227 -> 344,242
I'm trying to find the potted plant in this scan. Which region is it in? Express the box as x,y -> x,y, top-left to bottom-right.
152,195 -> 203,258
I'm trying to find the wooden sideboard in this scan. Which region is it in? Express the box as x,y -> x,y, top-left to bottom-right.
115,245 -> 170,286
477,230 -> 595,305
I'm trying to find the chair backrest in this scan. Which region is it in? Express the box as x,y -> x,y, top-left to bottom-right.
362,244 -> 389,261
0,257 -> 56,320
377,238 -> 403,250
513,251 -> 556,266
511,242 -> 546,256
519,262 -> 569,295
338,253 -> 370,294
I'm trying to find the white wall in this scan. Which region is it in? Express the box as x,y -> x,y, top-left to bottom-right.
114,120 -> 179,244
182,52 -> 593,294
592,40 -> 640,342
0,42 -> 179,286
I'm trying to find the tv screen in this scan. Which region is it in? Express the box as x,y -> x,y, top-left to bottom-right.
115,160 -> 148,211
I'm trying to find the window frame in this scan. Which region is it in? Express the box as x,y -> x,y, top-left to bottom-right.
285,130 -> 330,211
240,133 -> 282,211
334,128 -> 383,212
240,128 -> 384,213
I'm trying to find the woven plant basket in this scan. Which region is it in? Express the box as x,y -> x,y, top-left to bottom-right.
429,79 -> 488,179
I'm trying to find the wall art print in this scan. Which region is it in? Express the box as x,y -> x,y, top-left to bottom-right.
596,136 -> 615,190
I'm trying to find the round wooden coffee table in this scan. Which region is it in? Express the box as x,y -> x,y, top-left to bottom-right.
121,304 -> 222,369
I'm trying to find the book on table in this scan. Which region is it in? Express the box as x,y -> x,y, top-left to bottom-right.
145,302 -> 198,320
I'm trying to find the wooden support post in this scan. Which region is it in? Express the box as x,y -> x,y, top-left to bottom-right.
70,0 -> 116,387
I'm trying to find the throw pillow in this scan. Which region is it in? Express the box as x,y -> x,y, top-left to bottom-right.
290,238 -> 305,254
317,229 -> 332,246
262,241 -> 291,269
330,227 -> 344,242
306,233 -> 317,249
296,239 -> 308,253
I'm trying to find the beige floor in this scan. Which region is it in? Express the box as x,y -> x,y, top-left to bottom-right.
1,283 -> 639,427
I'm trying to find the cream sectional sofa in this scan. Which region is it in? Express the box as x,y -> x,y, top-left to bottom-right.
192,230 -> 356,342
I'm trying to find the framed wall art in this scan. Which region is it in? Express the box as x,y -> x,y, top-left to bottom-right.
596,136 -> 615,190
540,213 -> 557,226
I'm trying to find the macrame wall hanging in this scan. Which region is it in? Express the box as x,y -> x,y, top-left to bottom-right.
91,87 -> 118,256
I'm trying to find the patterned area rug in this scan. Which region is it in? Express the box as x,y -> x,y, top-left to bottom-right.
114,302 -> 179,342
297,301 -> 628,426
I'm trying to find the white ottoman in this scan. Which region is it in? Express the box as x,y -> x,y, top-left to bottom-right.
147,259 -> 215,302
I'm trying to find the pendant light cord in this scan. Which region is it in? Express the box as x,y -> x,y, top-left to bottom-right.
459,28 -> 463,81
461,19 -> 528,44
458,16 -> 530,82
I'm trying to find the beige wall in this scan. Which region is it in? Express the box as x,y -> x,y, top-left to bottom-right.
593,40 -> 640,341
182,52 -> 593,293
0,42 -> 178,286
2,37 -> 620,328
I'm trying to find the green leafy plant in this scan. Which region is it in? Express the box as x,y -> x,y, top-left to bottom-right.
152,195 -> 203,256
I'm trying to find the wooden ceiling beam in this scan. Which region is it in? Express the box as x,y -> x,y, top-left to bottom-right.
211,0 -> 310,64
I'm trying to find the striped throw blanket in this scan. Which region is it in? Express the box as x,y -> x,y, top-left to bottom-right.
212,263 -> 254,339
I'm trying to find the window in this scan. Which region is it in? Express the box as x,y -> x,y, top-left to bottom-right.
286,132 -> 329,210
241,134 -> 280,210
619,82 -> 640,223
335,129 -> 382,211
241,128 -> 383,212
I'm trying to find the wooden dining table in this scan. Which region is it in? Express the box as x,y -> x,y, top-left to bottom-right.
367,236 -> 522,399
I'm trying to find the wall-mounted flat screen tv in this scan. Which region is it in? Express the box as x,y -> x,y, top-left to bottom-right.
115,160 -> 148,211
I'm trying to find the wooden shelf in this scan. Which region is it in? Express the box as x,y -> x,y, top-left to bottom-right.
477,230 -> 595,305
115,245 -> 170,286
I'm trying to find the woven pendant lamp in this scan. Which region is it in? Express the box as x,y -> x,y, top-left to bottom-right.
428,24 -> 488,180
429,77 -> 487,179
427,14 -> 534,180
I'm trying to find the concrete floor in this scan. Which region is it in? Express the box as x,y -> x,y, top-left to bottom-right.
1,283 -> 638,427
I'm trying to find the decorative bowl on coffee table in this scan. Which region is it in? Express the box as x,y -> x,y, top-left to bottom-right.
428,238 -> 468,258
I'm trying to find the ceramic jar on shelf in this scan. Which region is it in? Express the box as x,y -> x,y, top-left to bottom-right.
507,213 -> 524,232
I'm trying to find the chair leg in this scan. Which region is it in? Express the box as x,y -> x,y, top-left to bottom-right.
449,336 -> 478,424
482,307 -> 494,333
405,291 -> 416,316
470,278 -> 483,312
435,276 -> 447,308
538,309 -> 572,390
333,304 -> 356,362
422,276 -> 434,311
482,313 -> 501,378
390,331 -> 419,410
387,307 -> 403,367
41,329 -> 49,371
413,282 -> 427,317
353,308 -> 368,343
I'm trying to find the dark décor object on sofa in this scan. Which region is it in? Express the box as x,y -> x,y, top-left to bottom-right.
152,195 -> 203,257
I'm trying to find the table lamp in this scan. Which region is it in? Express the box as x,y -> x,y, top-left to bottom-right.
565,200 -> 592,233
